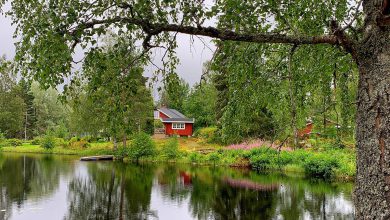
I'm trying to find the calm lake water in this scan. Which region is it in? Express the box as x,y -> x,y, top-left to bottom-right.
0,153 -> 354,220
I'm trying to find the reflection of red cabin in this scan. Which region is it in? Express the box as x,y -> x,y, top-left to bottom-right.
155,107 -> 194,136
179,171 -> 192,185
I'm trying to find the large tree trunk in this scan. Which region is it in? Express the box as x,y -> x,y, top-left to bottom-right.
288,46 -> 298,147
354,25 -> 390,219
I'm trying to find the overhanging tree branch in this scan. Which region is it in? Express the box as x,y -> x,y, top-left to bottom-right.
68,16 -> 341,46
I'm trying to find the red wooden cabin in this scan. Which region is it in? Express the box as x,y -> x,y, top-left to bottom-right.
154,107 -> 194,136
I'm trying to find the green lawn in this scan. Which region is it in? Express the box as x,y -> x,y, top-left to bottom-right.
2,142 -> 115,156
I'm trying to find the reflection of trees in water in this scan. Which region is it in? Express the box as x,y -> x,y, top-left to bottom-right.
276,180 -> 354,220
156,165 -> 191,204
0,154 -> 355,220
64,163 -> 156,220
155,166 -> 354,220
0,154 -> 73,220
0,187 -> 12,220
155,166 -> 279,219
188,174 -> 278,220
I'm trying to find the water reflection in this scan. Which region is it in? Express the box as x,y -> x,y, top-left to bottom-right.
0,153 -> 354,220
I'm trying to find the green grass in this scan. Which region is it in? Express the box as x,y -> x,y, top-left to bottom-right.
2,143 -> 114,156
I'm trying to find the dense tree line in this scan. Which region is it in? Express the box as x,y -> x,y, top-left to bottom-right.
0,38 -> 155,143
0,56 -> 69,139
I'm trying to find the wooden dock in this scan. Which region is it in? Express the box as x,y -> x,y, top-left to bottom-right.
80,155 -> 114,161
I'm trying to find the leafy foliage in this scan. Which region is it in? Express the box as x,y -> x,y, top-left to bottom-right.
128,133 -> 155,161
303,155 -> 339,179
159,74 -> 189,112
183,74 -> 217,129
6,139 -> 23,147
41,135 -> 55,150
161,137 -> 179,160
195,127 -> 219,143
79,36 -> 154,145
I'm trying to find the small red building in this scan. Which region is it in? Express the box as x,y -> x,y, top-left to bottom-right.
155,107 -> 194,136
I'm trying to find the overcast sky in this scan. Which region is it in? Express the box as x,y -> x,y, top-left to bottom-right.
0,3 -> 216,98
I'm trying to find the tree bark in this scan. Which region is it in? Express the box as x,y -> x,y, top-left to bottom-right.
122,135 -> 127,148
24,111 -> 28,141
354,23 -> 390,219
113,136 -> 118,151
288,46 -> 298,147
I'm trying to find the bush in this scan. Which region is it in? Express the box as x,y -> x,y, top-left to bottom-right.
188,152 -> 206,163
67,136 -> 89,148
250,154 -> 273,170
68,140 -> 89,149
115,146 -> 128,159
31,137 -> 42,145
154,119 -> 164,129
69,136 -> 80,142
162,137 -> 179,160
291,149 -> 312,165
128,132 -> 155,161
207,152 -> 220,165
303,154 -> 339,178
276,151 -> 294,166
54,138 -> 67,147
80,136 -> 93,143
195,127 -> 219,143
248,147 -> 279,170
41,136 -> 55,150
7,139 -> 23,147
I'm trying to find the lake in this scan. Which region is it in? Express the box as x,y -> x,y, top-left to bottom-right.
0,153 -> 354,220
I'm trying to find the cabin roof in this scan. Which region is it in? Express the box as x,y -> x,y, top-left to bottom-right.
158,107 -> 187,118
158,107 -> 194,123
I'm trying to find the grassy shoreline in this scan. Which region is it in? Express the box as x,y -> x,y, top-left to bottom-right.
0,139 -> 356,181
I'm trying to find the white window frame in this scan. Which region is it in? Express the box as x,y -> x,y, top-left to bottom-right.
172,123 -> 185,130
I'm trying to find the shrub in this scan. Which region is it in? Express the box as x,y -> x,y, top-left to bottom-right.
68,140 -> 89,149
154,119 -> 164,129
248,147 -> 279,170
54,138 -> 67,147
41,136 -> 55,150
69,136 -> 80,143
31,137 -> 42,145
276,151 -> 294,166
67,136 -> 89,148
250,154 -> 273,170
195,127 -> 219,143
303,154 -> 339,178
0,132 -> 5,148
162,137 -> 179,160
80,136 -> 93,143
115,146 -> 128,159
128,132 -> 155,161
96,137 -> 106,143
188,152 -> 206,163
207,152 -> 220,165
7,139 -> 23,147
291,149 -> 312,165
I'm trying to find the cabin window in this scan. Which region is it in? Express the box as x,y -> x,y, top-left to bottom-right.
172,123 -> 185,130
